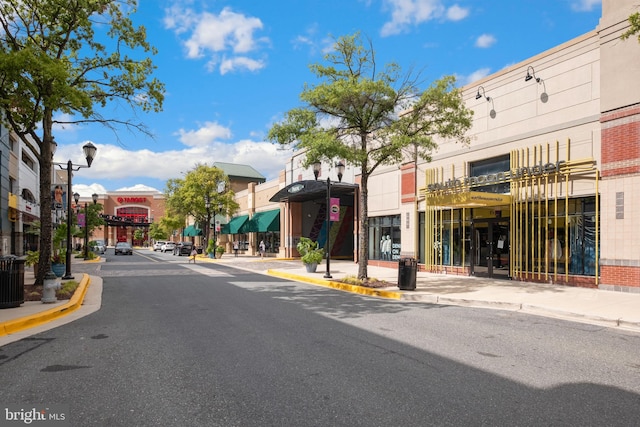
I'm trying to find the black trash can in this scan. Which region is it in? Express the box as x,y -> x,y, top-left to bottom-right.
398,258 -> 417,290
0,256 -> 25,309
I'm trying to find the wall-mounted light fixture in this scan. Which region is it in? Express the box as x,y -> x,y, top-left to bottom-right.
475,86 -> 490,101
475,86 -> 496,118
524,65 -> 541,83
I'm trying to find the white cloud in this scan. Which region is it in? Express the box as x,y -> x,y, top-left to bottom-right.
175,121 -> 233,147
164,5 -> 268,74
53,124 -> 293,193
380,0 -> 469,36
446,4 -> 469,21
463,67 -> 492,85
475,34 -> 496,48
72,183 -> 109,198
219,56 -> 266,75
570,0 -> 601,12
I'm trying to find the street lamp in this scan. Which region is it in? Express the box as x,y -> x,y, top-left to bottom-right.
212,202 -> 223,255
312,161 -> 345,279
204,195 -> 211,251
74,193 -> 98,259
54,142 -> 97,280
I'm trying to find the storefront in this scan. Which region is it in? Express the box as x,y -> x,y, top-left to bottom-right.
422,141 -> 599,286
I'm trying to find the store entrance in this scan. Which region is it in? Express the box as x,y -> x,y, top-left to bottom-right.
471,218 -> 510,279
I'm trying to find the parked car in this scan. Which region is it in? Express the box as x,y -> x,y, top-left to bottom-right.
90,240 -> 106,254
174,241 -> 193,256
153,241 -> 165,251
161,242 -> 176,253
115,242 -> 133,255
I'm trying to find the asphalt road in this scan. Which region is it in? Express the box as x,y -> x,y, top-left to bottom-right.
1,250 -> 639,426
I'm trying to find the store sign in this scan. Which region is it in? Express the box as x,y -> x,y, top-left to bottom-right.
117,197 -> 147,204
427,160 -> 565,192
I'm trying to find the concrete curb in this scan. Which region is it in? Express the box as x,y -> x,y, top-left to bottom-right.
0,274 -> 91,337
267,270 -> 403,299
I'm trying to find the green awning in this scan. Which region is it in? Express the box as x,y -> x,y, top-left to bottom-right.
220,215 -> 249,234
240,209 -> 280,233
182,225 -> 203,237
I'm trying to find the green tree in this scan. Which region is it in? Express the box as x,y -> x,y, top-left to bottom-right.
621,12 -> 640,41
0,0 -> 164,285
267,33 -> 473,279
165,165 -> 239,245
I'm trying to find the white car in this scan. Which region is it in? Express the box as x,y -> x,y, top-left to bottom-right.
91,240 -> 106,254
153,241 -> 165,251
161,242 -> 176,253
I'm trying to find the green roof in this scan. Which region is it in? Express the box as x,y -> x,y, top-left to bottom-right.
213,162 -> 265,182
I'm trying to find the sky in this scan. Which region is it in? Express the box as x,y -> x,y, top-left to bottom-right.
52,0 -> 604,197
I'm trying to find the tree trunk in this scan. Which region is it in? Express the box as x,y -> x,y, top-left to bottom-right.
357,171 -> 369,280
35,110 -> 55,286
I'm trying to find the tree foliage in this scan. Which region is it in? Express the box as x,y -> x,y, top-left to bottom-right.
267,33 -> 473,279
621,12 -> 640,42
165,165 -> 239,242
0,0 -> 164,284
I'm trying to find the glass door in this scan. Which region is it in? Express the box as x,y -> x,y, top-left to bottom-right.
471,219 -> 510,279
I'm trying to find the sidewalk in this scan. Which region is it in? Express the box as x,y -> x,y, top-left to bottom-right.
2,253 -> 640,347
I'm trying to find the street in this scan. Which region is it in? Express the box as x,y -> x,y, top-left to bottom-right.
1,250 -> 639,426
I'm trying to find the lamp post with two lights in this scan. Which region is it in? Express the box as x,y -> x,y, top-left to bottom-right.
53,142 -> 97,280
74,192 -> 98,260
311,161 -> 345,279
204,195 -> 211,252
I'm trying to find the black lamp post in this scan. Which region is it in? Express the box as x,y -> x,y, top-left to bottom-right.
54,142 -> 97,280
212,202 -> 223,255
204,195 -> 211,251
312,161 -> 345,279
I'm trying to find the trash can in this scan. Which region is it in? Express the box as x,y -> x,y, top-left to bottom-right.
0,256 -> 25,309
398,258 -> 417,291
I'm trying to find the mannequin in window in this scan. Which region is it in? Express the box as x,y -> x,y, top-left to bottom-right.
383,235 -> 391,260
547,231 -> 562,271
380,236 -> 386,260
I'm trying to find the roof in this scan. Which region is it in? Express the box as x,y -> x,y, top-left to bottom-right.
213,162 -> 266,183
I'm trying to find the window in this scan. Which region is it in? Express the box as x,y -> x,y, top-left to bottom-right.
21,151 -> 35,170
368,215 -> 401,261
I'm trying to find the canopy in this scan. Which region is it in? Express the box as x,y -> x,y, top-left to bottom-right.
220,215 -> 249,234
239,209 -> 280,233
182,225 -> 203,237
269,180 -> 358,203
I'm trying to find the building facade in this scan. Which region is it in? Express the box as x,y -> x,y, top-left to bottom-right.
268,0 -> 640,291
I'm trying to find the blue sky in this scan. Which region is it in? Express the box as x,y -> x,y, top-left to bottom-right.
54,0 -> 603,196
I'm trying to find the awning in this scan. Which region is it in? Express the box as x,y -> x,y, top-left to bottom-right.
269,180 -> 358,203
426,191 -> 511,208
239,209 -> 280,233
182,225 -> 203,237
220,215 -> 249,234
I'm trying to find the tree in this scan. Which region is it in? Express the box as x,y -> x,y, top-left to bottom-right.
165,165 -> 239,244
267,33 -> 473,280
621,12 -> 640,41
0,0 -> 164,285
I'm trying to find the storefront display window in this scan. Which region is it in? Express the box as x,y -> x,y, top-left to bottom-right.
369,215 -> 401,261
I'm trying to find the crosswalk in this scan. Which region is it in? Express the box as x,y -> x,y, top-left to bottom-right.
96,262 -> 233,278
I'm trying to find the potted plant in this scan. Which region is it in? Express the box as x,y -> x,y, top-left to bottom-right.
215,245 -> 224,259
297,237 -> 324,273
51,249 -> 66,277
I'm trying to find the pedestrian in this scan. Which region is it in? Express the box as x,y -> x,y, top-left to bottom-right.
233,240 -> 239,257
189,247 -> 197,263
259,240 -> 266,258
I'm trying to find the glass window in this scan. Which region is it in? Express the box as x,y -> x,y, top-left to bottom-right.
369,215 -> 401,261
